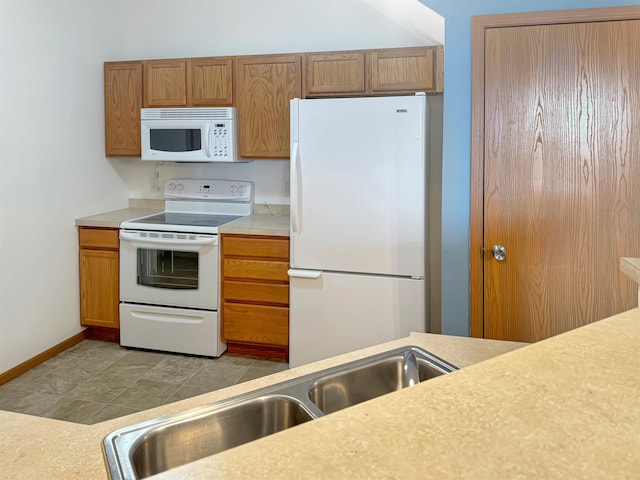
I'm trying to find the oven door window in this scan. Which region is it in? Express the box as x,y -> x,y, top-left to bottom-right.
137,248 -> 198,289
149,128 -> 202,152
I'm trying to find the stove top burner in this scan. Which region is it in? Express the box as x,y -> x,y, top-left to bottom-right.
131,212 -> 243,228
121,179 -> 254,234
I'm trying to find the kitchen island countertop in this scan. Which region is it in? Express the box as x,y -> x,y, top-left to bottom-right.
1,308 -> 639,479
1,331 -> 523,479
622,257 -> 640,285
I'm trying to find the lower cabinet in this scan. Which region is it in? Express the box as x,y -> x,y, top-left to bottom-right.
221,234 -> 289,360
78,227 -> 120,331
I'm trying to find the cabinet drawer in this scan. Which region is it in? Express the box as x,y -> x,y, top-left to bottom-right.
223,259 -> 289,282
224,303 -> 289,346
222,235 -> 289,260
79,227 -> 119,249
223,280 -> 289,305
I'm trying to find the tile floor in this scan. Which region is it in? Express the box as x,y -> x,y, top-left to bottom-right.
0,340 -> 288,425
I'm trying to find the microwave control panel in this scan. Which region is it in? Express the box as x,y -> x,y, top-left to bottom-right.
211,122 -> 232,160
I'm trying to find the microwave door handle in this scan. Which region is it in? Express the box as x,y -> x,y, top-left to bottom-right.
203,124 -> 211,158
119,231 -> 218,246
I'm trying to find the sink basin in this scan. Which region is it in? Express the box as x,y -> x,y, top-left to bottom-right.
106,395 -> 315,479
103,346 -> 457,479
308,348 -> 454,414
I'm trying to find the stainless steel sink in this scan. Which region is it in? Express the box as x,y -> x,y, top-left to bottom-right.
307,349 -> 453,414
103,346 -> 457,479
126,395 -> 315,479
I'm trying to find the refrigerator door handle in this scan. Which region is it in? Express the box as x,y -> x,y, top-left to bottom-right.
291,141 -> 301,233
288,269 -> 322,279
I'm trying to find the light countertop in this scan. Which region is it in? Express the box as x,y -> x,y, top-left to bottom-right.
153,308 -> 640,480
218,212 -> 289,236
2,309 -> 639,479
74,202 -> 289,236
621,257 -> 640,285
1,333 -> 523,479
75,207 -> 163,229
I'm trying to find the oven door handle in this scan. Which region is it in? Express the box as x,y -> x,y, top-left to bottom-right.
129,310 -> 205,325
119,231 -> 218,246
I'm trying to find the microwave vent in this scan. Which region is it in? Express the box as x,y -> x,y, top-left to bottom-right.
141,107 -> 235,121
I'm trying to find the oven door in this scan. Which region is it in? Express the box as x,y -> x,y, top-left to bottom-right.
119,230 -> 218,310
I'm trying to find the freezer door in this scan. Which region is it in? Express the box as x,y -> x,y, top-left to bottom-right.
290,95 -> 427,278
288,270 -> 425,368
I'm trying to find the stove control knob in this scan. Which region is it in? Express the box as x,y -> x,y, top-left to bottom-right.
230,185 -> 238,194
239,185 -> 246,194
167,182 -> 176,191
176,183 -> 184,191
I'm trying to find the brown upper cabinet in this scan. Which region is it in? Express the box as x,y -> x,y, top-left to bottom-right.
305,51 -> 366,96
190,57 -> 234,106
370,46 -> 439,94
104,57 -> 234,156
104,61 -> 143,157
236,54 -> 303,159
143,57 -> 234,107
144,59 -> 188,106
304,46 -> 444,97
104,46 -> 442,158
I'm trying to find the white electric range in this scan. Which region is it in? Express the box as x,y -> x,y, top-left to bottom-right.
119,178 -> 253,357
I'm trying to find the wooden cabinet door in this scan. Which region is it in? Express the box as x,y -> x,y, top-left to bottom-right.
474,16 -> 640,342
370,47 -> 436,93
144,59 -> 188,107
190,57 -> 234,106
236,54 -> 302,159
104,61 -> 142,156
80,248 -> 119,329
305,52 -> 366,96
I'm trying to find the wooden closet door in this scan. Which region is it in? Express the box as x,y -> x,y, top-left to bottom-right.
481,19 -> 640,342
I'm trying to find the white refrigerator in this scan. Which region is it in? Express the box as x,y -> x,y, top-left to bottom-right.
289,94 -> 428,367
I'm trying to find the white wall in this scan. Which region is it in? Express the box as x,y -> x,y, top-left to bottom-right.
0,0 -> 442,373
0,1 -> 131,373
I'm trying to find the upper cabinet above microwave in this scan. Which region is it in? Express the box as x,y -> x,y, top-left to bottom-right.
104,46 -> 443,158
144,58 -> 234,108
104,57 -> 234,157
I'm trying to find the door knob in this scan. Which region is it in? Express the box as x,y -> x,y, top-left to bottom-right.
491,245 -> 506,261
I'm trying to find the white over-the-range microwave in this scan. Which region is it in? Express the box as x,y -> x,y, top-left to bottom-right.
141,107 -> 242,162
